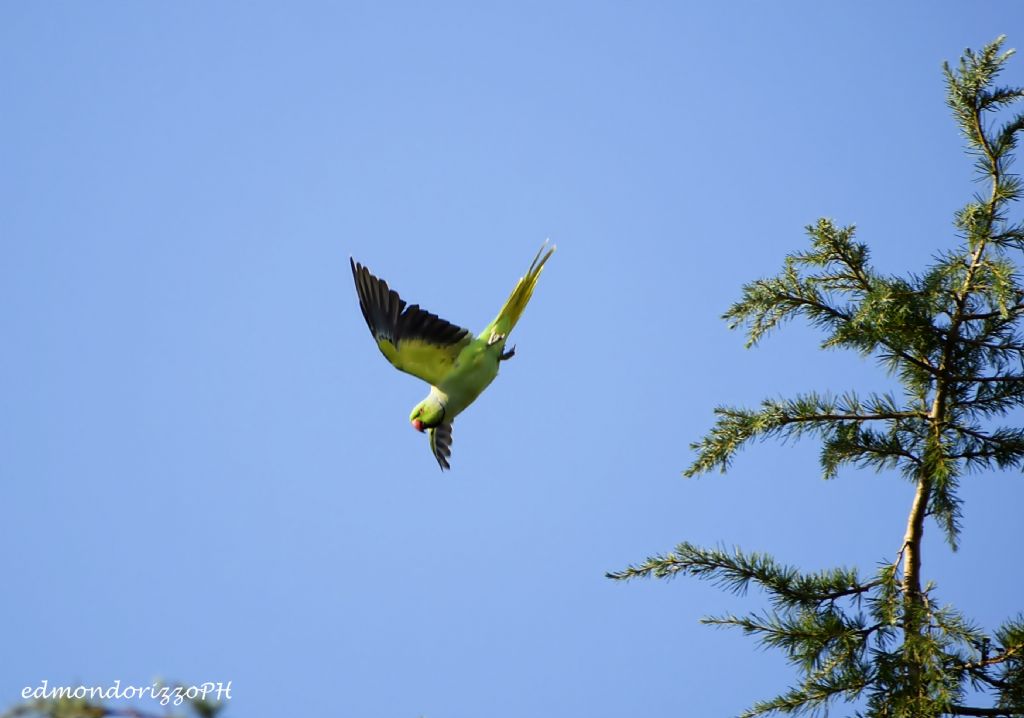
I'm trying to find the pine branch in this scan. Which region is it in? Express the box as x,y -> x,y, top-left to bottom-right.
686,393 -> 927,477
959,643 -> 1024,673
959,374 -> 1024,382
737,668 -> 872,718
606,543 -> 876,608
946,706 -> 1023,717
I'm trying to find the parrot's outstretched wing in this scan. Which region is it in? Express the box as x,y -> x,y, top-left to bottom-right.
429,421 -> 453,471
351,259 -> 473,387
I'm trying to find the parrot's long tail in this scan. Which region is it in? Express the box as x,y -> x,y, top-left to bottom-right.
484,241 -> 555,340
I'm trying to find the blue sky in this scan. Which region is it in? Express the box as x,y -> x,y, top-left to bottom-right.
3,2 -> 1024,716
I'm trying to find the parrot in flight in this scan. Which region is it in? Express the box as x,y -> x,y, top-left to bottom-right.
350,243 -> 555,470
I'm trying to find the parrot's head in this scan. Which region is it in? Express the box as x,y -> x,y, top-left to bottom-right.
410,397 -> 445,433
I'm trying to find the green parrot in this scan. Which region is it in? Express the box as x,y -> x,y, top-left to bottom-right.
350,243 -> 555,470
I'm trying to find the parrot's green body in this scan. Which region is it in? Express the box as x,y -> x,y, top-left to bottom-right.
351,243 -> 554,469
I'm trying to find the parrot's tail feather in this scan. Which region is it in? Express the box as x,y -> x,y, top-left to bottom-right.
486,241 -> 555,339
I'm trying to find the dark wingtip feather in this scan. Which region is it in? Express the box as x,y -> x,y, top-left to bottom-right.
349,258 -> 471,350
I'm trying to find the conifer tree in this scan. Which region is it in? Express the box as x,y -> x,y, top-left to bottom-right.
609,37 -> 1024,718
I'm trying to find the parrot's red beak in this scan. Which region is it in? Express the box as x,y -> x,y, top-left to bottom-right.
412,419 -> 425,432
